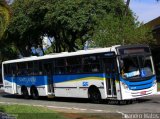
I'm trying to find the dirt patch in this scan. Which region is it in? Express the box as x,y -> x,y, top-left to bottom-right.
61,112 -> 122,119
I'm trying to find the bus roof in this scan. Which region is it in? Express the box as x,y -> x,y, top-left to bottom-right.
3,46 -> 121,64
2,44 -> 150,64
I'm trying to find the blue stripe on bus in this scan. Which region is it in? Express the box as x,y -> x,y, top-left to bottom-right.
4,74 -> 156,90
4,73 -> 106,86
120,76 -> 156,90
53,73 -> 105,83
4,76 -> 47,87
129,83 -> 153,90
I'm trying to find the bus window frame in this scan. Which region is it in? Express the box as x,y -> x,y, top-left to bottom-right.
118,53 -> 155,81
54,53 -> 107,75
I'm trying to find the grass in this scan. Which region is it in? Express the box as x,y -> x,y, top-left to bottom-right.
0,104 -> 66,119
0,104 -> 123,119
62,113 -> 122,119
157,82 -> 160,91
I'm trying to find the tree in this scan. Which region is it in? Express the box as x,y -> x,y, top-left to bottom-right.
92,0 -> 156,48
4,0 -> 154,58
0,0 -> 10,39
0,0 -> 15,62
44,0 -> 127,52
0,40 -> 18,62
6,0 -> 48,56
5,0 -> 127,55
93,15 -> 155,47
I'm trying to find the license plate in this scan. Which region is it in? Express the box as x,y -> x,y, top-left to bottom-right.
140,91 -> 146,95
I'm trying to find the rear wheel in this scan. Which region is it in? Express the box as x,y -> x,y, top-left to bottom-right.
31,87 -> 39,99
88,87 -> 101,103
21,87 -> 29,99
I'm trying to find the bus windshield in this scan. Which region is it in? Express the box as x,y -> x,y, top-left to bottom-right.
120,55 -> 154,79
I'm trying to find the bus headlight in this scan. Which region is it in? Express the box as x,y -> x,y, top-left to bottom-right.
122,82 -> 129,90
152,80 -> 157,87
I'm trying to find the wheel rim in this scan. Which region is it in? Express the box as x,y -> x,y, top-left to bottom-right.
89,89 -> 101,103
22,89 -> 29,98
31,88 -> 38,99
91,92 -> 100,101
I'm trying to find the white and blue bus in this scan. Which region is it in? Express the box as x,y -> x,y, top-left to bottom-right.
2,45 -> 157,102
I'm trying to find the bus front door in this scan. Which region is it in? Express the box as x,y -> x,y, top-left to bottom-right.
43,62 -> 54,95
104,58 -> 117,98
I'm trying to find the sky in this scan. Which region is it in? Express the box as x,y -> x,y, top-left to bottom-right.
129,0 -> 160,23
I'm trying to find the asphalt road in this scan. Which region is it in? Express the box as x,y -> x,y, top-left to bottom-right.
0,89 -> 160,114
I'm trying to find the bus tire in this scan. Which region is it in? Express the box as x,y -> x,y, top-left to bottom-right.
21,86 -> 29,99
31,87 -> 39,99
88,86 -> 101,103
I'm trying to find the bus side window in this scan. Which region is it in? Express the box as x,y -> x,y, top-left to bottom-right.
91,56 -> 101,73
43,63 -> 50,75
11,64 -> 17,76
17,62 -> 25,76
39,62 -> 43,75
4,64 -> 7,76
82,55 -> 101,73
104,58 -> 117,74
65,57 -> 81,74
55,59 -> 65,74
4,64 -> 9,76
32,61 -> 40,75
82,56 -> 91,73
27,61 -> 34,76
92,64 -> 99,72
8,65 -> 12,76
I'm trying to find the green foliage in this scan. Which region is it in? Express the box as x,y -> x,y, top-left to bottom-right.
0,104 -> 66,119
5,0 -> 126,55
0,37 -> 18,62
0,0 -> 10,39
2,0 -> 155,59
0,0 -> 15,61
44,0 -> 126,52
6,0 -> 48,56
93,15 -> 155,47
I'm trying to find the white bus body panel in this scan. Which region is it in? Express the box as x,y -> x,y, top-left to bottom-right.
54,79 -> 106,99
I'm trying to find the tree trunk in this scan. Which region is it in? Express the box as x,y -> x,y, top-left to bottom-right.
124,0 -> 130,16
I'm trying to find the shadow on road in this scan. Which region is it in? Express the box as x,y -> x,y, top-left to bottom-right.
1,93 -> 152,105
103,98 -> 151,105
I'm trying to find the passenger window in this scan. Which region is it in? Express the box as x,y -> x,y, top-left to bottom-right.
65,57 -> 81,74
82,55 -> 101,73
26,62 -> 34,75
55,59 -> 66,74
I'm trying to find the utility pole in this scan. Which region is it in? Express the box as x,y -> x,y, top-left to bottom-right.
124,0 -> 130,16
122,0 -> 130,45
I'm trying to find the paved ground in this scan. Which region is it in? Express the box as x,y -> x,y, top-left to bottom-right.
0,89 -> 160,115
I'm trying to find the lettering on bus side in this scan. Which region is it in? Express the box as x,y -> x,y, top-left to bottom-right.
18,77 -> 36,84
82,82 -> 88,86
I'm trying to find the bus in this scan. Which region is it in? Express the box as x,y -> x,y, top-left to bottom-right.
2,45 -> 157,102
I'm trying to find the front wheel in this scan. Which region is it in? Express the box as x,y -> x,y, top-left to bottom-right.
88,87 -> 101,103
